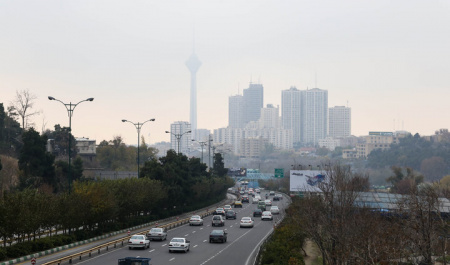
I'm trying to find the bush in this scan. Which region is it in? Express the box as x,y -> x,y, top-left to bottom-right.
33,237 -> 53,251
0,248 -> 7,261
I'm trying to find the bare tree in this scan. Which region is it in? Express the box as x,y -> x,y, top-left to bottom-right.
10,89 -> 39,129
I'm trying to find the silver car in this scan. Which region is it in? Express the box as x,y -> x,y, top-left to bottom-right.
189,215 -> 204,226
147,227 -> 167,241
270,205 -> 280,215
128,234 -> 150,249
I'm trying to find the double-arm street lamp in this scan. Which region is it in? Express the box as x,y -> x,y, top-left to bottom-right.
48,96 -> 94,192
191,139 -> 208,164
122,119 -> 155,177
165,130 -> 191,154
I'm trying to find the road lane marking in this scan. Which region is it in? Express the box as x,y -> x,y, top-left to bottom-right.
194,245 -> 198,248
162,244 -> 167,246
170,258 -> 175,261
192,231 -> 196,233
184,234 -> 189,237
149,249 -> 155,252
203,240 -> 207,242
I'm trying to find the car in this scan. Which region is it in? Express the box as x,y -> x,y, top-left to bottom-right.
189,215 -> 204,226
239,190 -> 245,195
212,215 -> 225,226
255,188 -> 261,193
273,195 -> 280,201
252,197 -> 259,204
225,210 -> 237,219
240,217 -> 255,228
269,191 -> 275,196
265,199 -> 272,206
276,194 -> 283,200
147,227 -> 167,241
209,229 -> 227,243
242,195 -> 250,203
234,200 -> 243,208
223,205 -> 232,212
253,208 -> 263,217
168,237 -> 190,253
214,208 -> 226,216
128,234 -> 150,250
270,206 -> 280,215
261,211 -> 273,221
258,201 -> 266,211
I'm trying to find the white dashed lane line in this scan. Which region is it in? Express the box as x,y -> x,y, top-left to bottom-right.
170,258 -> 175,261
149,249 -> 155,253
194,245 -> 198,248
184,234 -> 189,237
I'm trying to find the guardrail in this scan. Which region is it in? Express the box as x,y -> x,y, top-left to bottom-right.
39,200 -> 233,265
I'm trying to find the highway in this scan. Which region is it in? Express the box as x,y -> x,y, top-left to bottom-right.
55,191 -> 290,265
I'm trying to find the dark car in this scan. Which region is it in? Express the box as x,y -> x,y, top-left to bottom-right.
242,195 -> 250,203
273,195 -> 280,201
253,208 -> 263,217
209,230 -> 227,243
225,210 -> 237,219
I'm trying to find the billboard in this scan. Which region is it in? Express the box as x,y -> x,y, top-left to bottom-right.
228,167 -> 247,177
289,170 -> 328,192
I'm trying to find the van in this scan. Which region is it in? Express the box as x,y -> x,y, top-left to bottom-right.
258,201 -> 266,211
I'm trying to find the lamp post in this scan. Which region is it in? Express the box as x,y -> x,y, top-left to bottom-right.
192,140 -> 208,164
165,130 -> 191,154
48,96 -> 94,192
122,119 -> 155,177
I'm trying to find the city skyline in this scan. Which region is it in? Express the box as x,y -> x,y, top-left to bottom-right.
2,1 -> 450,145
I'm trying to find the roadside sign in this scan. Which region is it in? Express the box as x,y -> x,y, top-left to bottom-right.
31,258 -> 36,265
274,168 -> 284,178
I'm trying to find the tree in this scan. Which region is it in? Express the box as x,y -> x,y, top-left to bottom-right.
212,153 -> 227,177
421,156 -> 447,182
10,89 -> 39,130
386,166 -> 424,194
18,128 -> 56,191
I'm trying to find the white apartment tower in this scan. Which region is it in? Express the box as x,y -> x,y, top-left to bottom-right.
329,106 -> 351,138
281,86 -> 304,144
228,95 -> 244,128
260,104 -> 280,129
169,121 -> 192,154
304,88 -> 328,144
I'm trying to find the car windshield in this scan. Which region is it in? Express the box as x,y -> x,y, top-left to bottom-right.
271,206 -> 278,209
213,216 -> 221,220
131,235 -> 144,240
151,228 -> 162,233
171,238 -> 183,243
242,217 -> 251,221
191,216 -> 200,219
211,230 -> 224,235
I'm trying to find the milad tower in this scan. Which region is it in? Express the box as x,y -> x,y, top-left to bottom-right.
185,50 -> 201,136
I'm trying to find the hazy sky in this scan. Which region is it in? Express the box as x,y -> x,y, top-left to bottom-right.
2,0 -> 450,145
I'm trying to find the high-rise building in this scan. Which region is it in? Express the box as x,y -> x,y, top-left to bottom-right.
186,52 -> 201,134
260,104 -> 280,129
243,83 -> 264,126
169,121 -> 192,154
304,88 -> 328,144
282,86 -> 304,144
228,95 -> 244,128
329,106 -> 351,138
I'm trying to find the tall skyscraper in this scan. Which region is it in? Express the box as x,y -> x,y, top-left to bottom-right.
186,52 -> 201,134
169,121 -> 192,154
304,88 -> 328,144
329,106 -> 351,138
229,94 -> 244,128
281,87 -> 328,145
282,86 -> 304,144
243,83 -> 264,125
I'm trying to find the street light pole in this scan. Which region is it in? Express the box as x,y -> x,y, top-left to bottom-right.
122,119 -> 155,177
165,130 -> 191,154
192,140 -> 208,164
48,96 -> 94,192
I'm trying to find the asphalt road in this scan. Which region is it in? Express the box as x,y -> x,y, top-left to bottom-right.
57,192 -> 290,265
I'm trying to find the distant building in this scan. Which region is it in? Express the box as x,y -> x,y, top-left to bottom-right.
239,137 -> 269,158
228,94 -> 245,128
318,137 -> 340,151
243,83 -> 264,126
329,106 -> 351,138
355,131 -> 409,158
168,121 -> 192,154
282,87 -> 328,145
342,148 -> 357,159
75,137 -> 96,162
282,86 -> 303,144
186,51 -> 201,132
260,104 -> 281,129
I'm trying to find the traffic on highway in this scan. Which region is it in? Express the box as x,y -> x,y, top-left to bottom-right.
40,188 -> 290,265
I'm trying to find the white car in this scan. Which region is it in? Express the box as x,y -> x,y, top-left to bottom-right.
255,188 -> 261,193
265,199 -> 272,206
261,211 -> 273,221
270,206 -> 280,215
128,234 -> 150,249
223,205 -> 232,212
169,237 -> 190,253
252,197 -> 260,204
240,217 -> 255,228
189,215 -> 204,226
